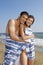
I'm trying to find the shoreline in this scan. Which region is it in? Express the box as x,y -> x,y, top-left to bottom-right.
35,45 -> 43,52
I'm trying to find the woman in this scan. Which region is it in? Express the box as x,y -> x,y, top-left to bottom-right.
20,15 -> 35,65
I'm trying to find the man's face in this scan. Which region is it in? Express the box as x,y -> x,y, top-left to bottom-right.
20,14 -> 28,23
26,17 -> 33,26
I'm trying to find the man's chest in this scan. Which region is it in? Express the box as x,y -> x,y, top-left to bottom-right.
15,26 -> 20,35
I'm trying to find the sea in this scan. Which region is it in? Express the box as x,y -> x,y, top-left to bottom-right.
34,32 -> 43,39
0,32 -> 43,52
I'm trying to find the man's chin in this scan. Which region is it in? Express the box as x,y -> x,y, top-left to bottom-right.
27,24 -> 30,26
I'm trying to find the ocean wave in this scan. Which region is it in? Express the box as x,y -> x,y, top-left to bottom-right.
0,33 -> 43,47
34,38 -> 43,47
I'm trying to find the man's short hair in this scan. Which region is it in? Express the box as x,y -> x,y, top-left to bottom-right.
20,11 -> 29,16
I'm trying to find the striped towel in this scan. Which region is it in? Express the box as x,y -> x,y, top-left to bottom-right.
2,34 -> 26,65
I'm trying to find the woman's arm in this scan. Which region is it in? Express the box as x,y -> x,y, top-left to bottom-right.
20,24 -> 34,40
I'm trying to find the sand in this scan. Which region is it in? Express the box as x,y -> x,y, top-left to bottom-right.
34,51 -> 43,65
0,42 -> 43,65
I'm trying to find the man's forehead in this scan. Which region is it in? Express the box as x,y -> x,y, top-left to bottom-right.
22,14 -> 28,18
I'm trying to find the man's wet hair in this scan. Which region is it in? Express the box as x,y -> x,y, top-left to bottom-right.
20,11 -> 29,16
29,15 -> 35,24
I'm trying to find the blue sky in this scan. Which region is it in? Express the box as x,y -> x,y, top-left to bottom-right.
0,0 -> 43,33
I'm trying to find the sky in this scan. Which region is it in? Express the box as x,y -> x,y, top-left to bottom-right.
0,0 -> 43,33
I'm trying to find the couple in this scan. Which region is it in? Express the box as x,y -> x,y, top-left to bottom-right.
2,11 -> 35,65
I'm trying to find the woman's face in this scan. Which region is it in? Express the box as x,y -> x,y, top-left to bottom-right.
26,17 -> 33,27
20,14 -> 28,24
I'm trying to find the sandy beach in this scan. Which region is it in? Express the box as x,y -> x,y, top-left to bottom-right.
34,51 -> 43,65
0,42 -> 43,65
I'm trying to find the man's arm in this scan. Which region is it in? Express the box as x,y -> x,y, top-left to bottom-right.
7,19 -> 23,42
20,24 -> 34,40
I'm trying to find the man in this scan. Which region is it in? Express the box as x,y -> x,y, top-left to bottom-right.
6,11 -> 29,42
2,11 -> 29,65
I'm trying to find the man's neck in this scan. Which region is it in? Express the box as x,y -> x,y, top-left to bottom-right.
16,19 -> 20,26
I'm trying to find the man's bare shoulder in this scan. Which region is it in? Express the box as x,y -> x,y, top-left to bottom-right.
8,19 -> 16,25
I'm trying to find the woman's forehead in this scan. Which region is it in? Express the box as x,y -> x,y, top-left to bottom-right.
28,17 -> 33,20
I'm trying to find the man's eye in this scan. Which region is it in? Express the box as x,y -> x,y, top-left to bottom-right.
23,17 -> 25,18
